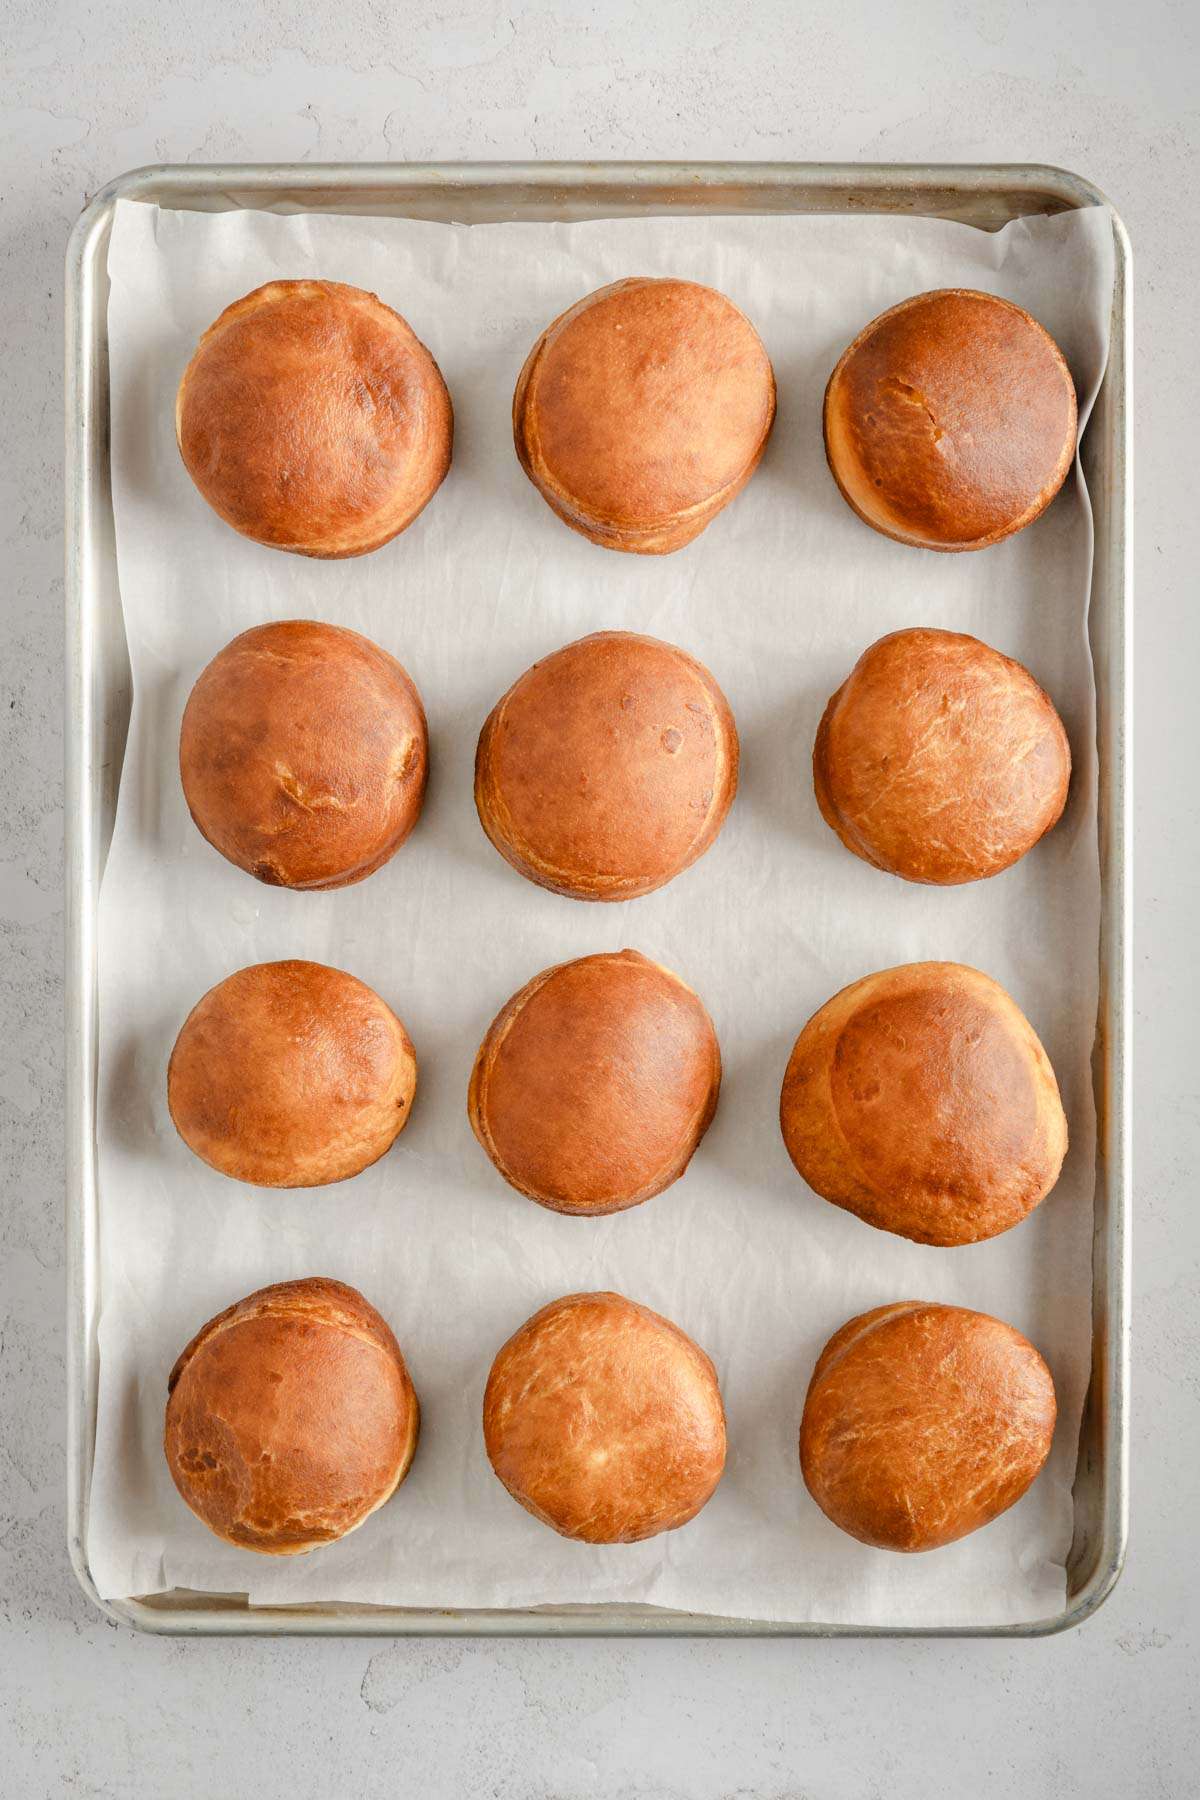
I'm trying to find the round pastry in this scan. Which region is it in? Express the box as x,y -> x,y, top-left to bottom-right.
475,630 -> 739,901
176,280 -> 452,557
779,961 -> 1067,1246
823,288 -> 1077,551
469,950 -> 721,1215
168,960 -> 417,1187
165,1277 -> 419,1553
180,620 -> 429,890
800,1301 -> 1057,1551
483,1291 -> 726,1543
513,277 -> 776,553
814,627 -> 1071,884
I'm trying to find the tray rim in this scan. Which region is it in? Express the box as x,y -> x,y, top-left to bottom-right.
64,159 -> 1132,1639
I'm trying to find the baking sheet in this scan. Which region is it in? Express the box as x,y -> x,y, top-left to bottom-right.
87,197 -> 1114,1626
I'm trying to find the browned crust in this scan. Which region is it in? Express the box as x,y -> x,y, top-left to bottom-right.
179,620 -> 429,891
474,630 -> 739,902
812,689 -> 892,873
799,1301 -> 1057,1551
513,277 -> 776,555
164,1277 -> 419,1555
483,1291 -> 726,1543
779,961 -> 1068,1246
467,949 -> 721,1214
176,280 -> 453,559
822,288 -> 1077,553
811,628 -> 1072,885
167,959 -> 417,1188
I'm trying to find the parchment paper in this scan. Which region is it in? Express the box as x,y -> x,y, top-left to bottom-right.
88,196 -> 1114,1625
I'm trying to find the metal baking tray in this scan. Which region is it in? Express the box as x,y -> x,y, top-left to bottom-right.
65,162 -> 1131,1637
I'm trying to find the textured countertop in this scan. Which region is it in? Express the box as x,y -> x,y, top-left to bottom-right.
2,3 -> 1196,1794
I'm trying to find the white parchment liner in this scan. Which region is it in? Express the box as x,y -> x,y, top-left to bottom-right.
88,198 -> 1113,1625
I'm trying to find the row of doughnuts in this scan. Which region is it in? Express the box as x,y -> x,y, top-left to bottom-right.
165,1278 -> 1056,1556
168,951 -> 1066,1249
182,621 -> 1071,895
176,276 -> 1076,559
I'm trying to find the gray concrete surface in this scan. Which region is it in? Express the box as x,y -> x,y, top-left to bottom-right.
2,2 -> 1196,1794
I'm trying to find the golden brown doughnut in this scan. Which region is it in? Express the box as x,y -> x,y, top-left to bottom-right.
165,1277 -> 419,1554
475,630 -> 739,901
180,620 -> 428,890
176,280 -> 452,557
823,289 -> 1077,551
468,950 -> 721,1215
483,1292 -> 726,1542
779,962 -> 1067,1245
167,960 -> 416,1187
514,277 -> 775,553
814,627 -> 1071,884
800,1301 -> 1057,1551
